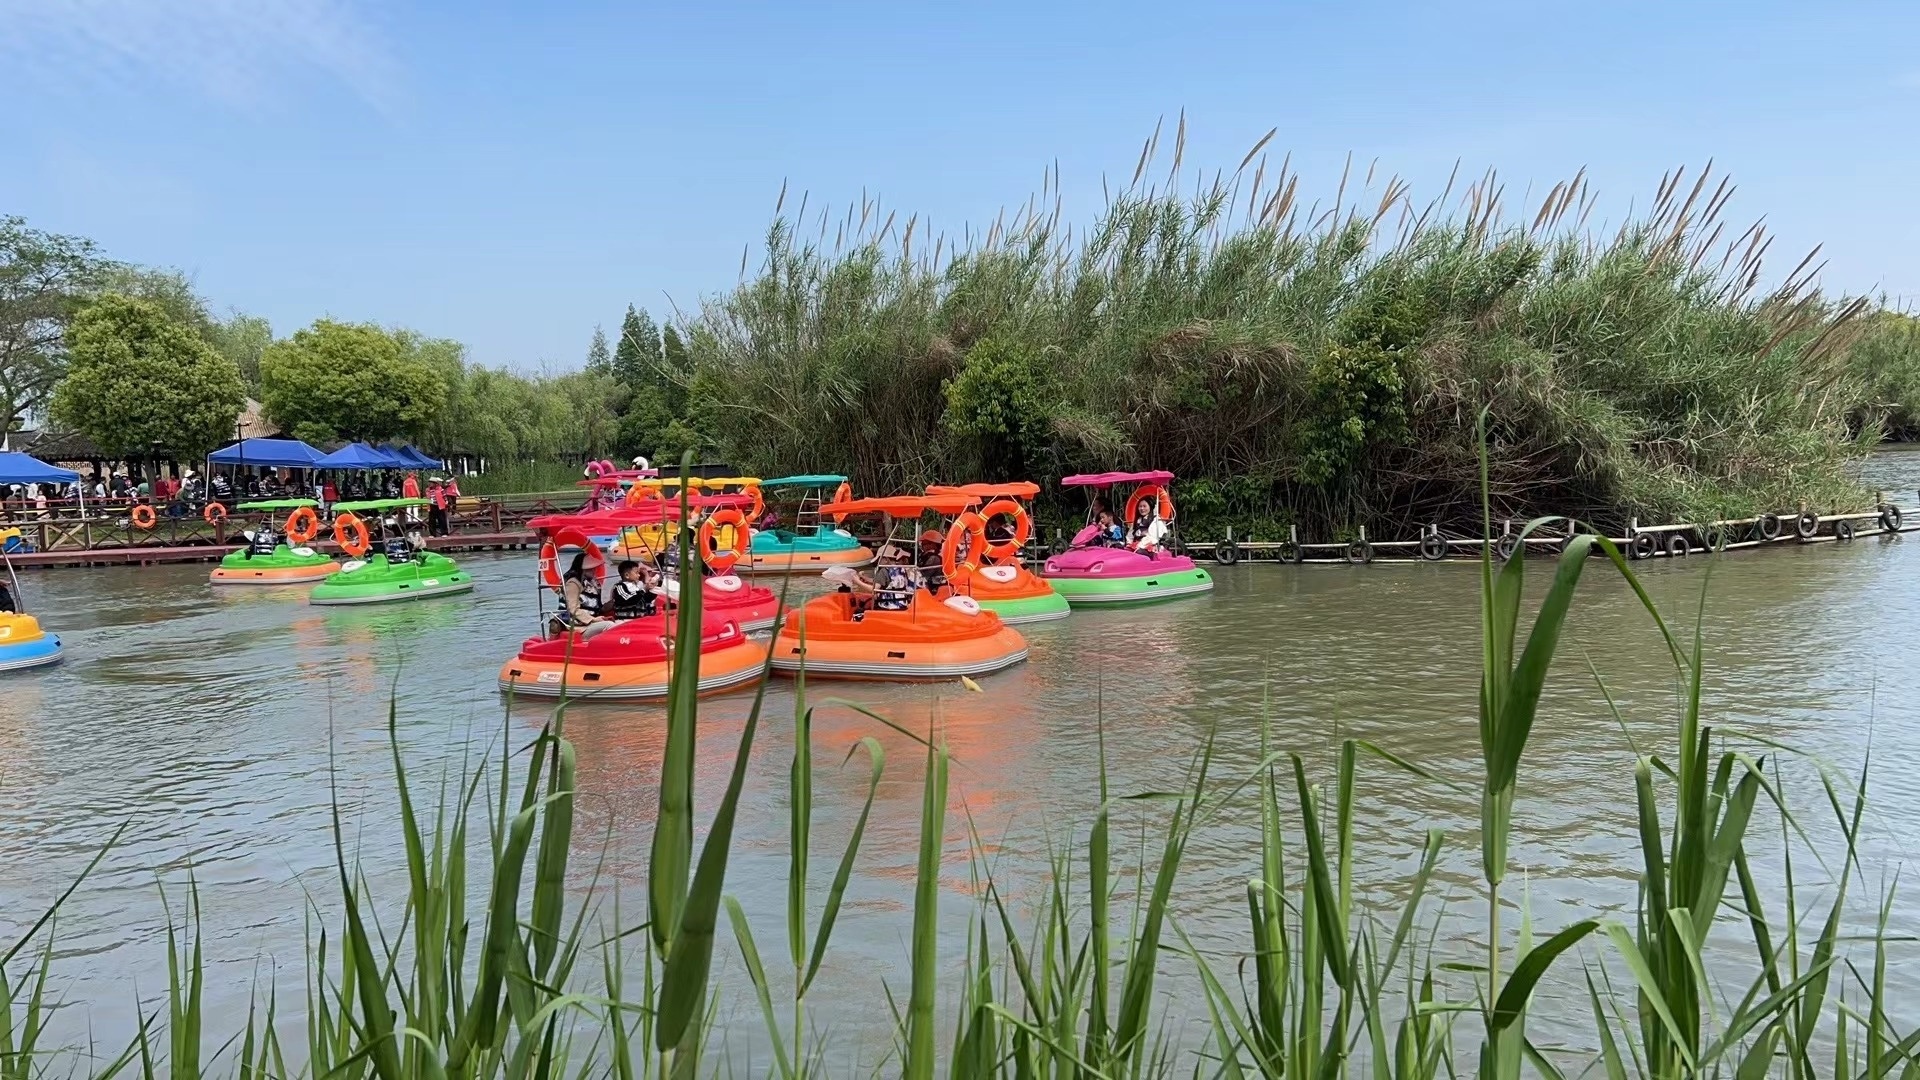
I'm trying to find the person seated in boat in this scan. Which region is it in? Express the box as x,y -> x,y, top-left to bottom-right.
243,524 -> 280,559
609,560 -> 664,620
1128,501 -> 1169,554
871,559 -> 921,613
0,578 -> 14,614
561,552 -> 617,639
916,530 -> 949,589
1092,510 -> 1124,546
380,516 -> 416,563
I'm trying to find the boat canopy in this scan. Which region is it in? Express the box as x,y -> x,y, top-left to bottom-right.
0,452 -> 78,485
210,438 -> 327,467
928,481 -> 1040,501
529,504 -> 687,532
761,474 -> 847,488
1061,470 -> 1176,487
235,499 -> 320,510
576,469 -> 656,487
822,494 -> 977,518
631,475 -> 759,490
333,497 -> 429,511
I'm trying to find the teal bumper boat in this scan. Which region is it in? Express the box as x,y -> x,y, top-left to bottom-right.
747,474 -> 873,572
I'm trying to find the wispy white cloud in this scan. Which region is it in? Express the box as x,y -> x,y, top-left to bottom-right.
0,0 -> 399,112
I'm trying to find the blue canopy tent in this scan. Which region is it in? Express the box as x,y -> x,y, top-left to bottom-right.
313,442 -> 396,470
209,437 -> 325,468
379,445 -> 418,468
396,445 -> 442,469
0,452 -> 80,486
0,453 -> 81,555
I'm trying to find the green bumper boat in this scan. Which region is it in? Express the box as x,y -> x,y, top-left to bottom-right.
213,499 -> 339,584
211,544 -> 338,585
309,552 -> 474,606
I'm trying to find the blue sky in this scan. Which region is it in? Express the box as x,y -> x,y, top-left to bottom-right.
3,0 -> 1917,369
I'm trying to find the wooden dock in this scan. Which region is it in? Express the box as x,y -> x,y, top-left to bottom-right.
2,531 -> 535,570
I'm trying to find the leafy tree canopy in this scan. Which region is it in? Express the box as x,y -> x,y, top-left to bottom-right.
49,295 -> 245,458
259,320 -> 450,443
0,216 -> 113,432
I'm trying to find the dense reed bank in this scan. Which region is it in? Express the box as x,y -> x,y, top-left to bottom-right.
3,459 -> 1911,1077
668,128 -> 1913,541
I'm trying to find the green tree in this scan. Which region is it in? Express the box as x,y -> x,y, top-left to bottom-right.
102,266 -> 215,339
259,320 -> 449,443
585,325 -> 612,375
660,323 -> 690,412
0,216 -> 113,432
612,305 -> 661,387
49,295 -> 245,458
209,312 -> 273,395
943,337 -> 1055,478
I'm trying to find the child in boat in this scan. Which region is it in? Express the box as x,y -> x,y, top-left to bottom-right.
244,524 -> 280,559
610,560 -> 663,619
874,562 -> 919,611
1098,511 -> 1125,545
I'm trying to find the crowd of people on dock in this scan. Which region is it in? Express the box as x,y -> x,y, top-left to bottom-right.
1,469 -> 464,533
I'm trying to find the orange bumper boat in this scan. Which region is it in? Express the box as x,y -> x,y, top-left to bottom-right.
926,482 -> 1069,623
773,494 -> 1028,680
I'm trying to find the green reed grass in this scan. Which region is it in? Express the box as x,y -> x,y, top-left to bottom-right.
680,124 -> 1901,538
1,451 -> 1914,1077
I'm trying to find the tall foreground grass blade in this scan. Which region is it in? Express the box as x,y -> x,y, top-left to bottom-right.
902,733 -> 949,1080
650,456 -> 703,965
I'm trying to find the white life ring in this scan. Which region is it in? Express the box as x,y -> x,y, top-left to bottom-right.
980,564 -> 1019,583
943,594 -> 981,616
708,574 -> 743,593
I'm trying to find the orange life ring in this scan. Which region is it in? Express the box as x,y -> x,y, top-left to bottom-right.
203,502 -> 228,525
1123,485 -> 1175,527
942,511 -> 989,579
540,528 -> 605,588
130,504 -> 157,530
698,507 -> 747,574
285,506 -> 320,544
828,481 -> 853,523
741,484 -> 765,524
977,498 -> 1031,563
333,512 -> 370,557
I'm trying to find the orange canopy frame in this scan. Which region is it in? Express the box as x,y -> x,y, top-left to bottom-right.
820,494 -> 978,519
926,481 -> 1040,502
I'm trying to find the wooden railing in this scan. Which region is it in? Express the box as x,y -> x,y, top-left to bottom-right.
0,491 -> 592,552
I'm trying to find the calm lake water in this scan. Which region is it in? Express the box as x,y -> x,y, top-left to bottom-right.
5,459 -> 1920,1067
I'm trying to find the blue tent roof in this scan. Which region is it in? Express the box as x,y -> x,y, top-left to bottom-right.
407,446 -> 442,468
380,443 -> 440,469
209,437 -> 326,468
313,442 -> 396,470
0,452 -> 79,485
